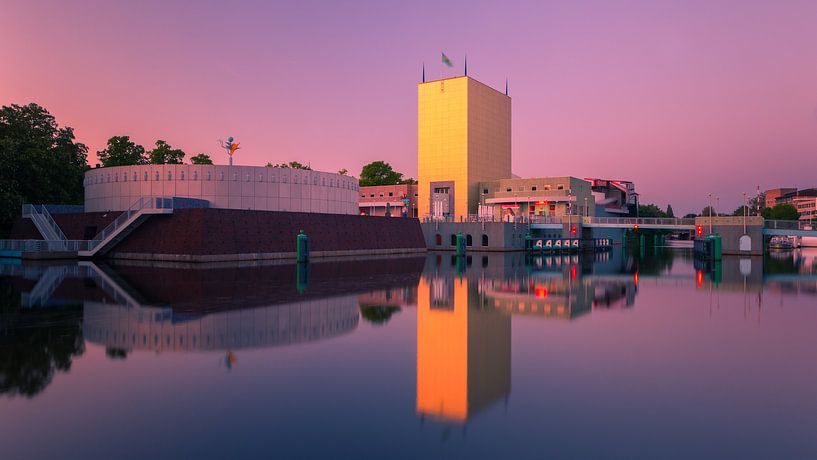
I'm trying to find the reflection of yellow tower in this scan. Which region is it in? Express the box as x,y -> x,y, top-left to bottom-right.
416,276 -> 511,422
418,76 -> 512,219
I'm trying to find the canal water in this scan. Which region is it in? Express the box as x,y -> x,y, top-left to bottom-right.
1,249 -> 816,459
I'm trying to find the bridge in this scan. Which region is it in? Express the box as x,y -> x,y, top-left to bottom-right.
529,216 -> 697,231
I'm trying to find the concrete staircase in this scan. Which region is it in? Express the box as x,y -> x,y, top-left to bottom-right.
22,205 -> 67,241
78,197 -> 174,257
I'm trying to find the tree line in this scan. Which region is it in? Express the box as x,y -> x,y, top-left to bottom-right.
97,136 -> 213,166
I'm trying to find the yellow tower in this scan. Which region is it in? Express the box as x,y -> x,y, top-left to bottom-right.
418,76 -> 512,220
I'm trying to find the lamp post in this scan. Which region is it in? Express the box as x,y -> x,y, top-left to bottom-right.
743,192 -> 747,234
708,193 -> 713,235
584,196 -> 588,217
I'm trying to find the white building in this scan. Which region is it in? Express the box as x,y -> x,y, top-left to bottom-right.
84,164 -> 359,214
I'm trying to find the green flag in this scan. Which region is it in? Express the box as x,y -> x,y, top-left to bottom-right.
441,52 -> 453,67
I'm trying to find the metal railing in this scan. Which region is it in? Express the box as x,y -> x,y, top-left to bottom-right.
764,220 -> 814,231
0,239 -> 90,252
22,204 -> 67,240
87,197 -> 173,250
581,217 -> 696,226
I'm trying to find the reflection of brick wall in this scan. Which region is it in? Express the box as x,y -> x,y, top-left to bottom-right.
9,212 -> 118,240
114,208 -> 426,256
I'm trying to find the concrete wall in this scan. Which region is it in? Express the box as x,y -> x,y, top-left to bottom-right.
84,165 -> 358,214
695,216 -> 764,255
421,222 -> 527,252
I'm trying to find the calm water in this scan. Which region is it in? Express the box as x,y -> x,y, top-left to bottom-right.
1,249 -> 817,459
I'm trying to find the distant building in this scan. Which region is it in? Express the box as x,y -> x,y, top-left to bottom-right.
478,176 -> 594,220
358,184 -> 418,217
586,178 -> 638,216
765,187 -> 796,209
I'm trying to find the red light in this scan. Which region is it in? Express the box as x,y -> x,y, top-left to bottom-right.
696,270 -> 703,288
536,200 -> 547,205
571,225 -> 577,234
634,272 -> 639,285
696,225 -> 703,236
535,285 -> 548,298
571,265 -> 577,279
633,224 -> 639,231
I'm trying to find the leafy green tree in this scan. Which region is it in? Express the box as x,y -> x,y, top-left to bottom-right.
700,206 -> 717,217
148,140 -> 185,164
0,103 -> 87,236
763,203 -> 799,221
401,177 -> 418,185
638,203 -> 667,218
359,161 -> 403,186
97,135 -> 146,167
359,304 -> 401,325
732,205 -> 749,216
266,161 -> 311,170
665,204 -> 674,218
189,153 -> 213,165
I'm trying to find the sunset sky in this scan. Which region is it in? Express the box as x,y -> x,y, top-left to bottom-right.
3,0 -> 816,213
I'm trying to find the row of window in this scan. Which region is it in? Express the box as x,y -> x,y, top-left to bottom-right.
361,192 -> 419,198
434,233 -> 489,247
484,184 -> 566,194
86,171 -> 358,190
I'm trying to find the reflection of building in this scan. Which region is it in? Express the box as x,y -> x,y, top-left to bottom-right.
358,184 -> 418,217
83,296 -> 360,352
416,276 -> 511,422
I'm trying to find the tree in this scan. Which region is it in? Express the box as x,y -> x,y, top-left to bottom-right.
266,161 -> 311,170
0,103 -> 87,236
97,136 -> 146,167
700,206 -> 716,217
401,177 -> 418,185
665,204 -> 674,218
148,140 -> 185,164
638,204 -> 667,218
359,161 -> 403,186
763,203 -> 799,221
190,153 -> 213,165
732,205 -> 749,216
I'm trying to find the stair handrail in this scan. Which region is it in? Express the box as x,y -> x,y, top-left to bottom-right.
39,205 -> 68,240
87,197 -> 173,251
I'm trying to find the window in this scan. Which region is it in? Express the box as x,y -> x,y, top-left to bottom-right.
388,192 -> 393,197
123,173 -> 127,182
544,185 -> 551,191
379,193 -> 384,198
466,234 -> 473,246
193,171 -> 198,180
450,234 -> 457,246
107,173 -> 110,183
361,194 -> 365,198
167,171 -> 172,181
518,186 -> 524,191
482,234 -> 489,246
483,189 -> 489,194
144,172 -> 149,181
314,177 -> 318,185
258,174 -> 263,181
180,171 -> 185,180
557,184 -> 564,190
506,187 -> 512,192
133,172 -> 138,181
414,193 -> 418,197
155,172 -> 160,181
245,173 -> 250,182
531,186 -> 537,191
114,173 -> 118,182
435,234 -> 442,245
232,173 -> 237,181
219,171 -> 224,181
369,194 -> 374,198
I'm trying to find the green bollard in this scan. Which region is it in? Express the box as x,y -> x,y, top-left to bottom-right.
456,231 -> 466,257
296,230 -> 309,263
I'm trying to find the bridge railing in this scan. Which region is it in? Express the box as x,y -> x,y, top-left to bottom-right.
581,217 -> 695,226
764,220 -> 814,231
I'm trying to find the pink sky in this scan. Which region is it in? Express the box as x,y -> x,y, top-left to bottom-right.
3,0 -> 816,214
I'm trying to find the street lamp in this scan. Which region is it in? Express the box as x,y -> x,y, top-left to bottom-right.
743,192 -> 747,234
708,193 -> 713,235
